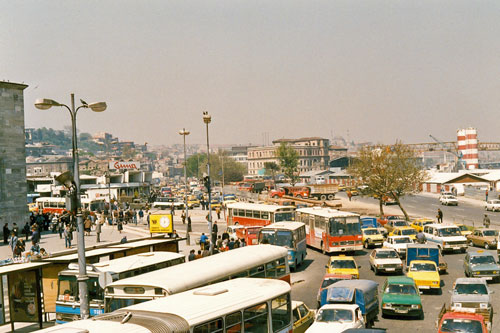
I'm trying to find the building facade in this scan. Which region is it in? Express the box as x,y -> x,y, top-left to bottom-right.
247,137 -> 330,175
0,81 -> 29,227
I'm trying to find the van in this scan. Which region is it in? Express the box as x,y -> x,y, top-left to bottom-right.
423,224 -> 468,253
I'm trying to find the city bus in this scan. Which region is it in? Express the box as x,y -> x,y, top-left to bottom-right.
35,197 -> 106,214
296,207 -> 362,254
258,221 -> 307,270
56,251 -> 185,323
38,278 -> 292,333
104,244 -> 290,312
226,202 -> 296,227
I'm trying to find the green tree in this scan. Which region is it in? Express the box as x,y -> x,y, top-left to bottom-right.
348,141 -> 428,219
276,142 -> 299,185
186,152 -> 245,183
264,161 -> 280,183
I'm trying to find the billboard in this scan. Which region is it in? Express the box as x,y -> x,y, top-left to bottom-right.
149,214 -> 173,234
109,161 -> 141,170
8,270 -> 39,323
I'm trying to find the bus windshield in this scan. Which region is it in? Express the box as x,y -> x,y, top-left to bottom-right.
105,298 -> 148,313
329,217 -> 361,236
275,212 -> 294,222
259,230 -> 293,248
58,275 -> 102,302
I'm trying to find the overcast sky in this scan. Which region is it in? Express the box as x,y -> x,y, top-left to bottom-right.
2,1 -> 499,146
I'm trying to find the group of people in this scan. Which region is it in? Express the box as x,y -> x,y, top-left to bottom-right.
3,217 -> 47,259
197,224 -> 247,258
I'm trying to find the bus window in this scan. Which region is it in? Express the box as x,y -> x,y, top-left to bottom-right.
193,318 -> 223,333
226,311 -> 242,333
249,265 -> 266,278
58,276 -> 78,302
266,261 -> 277,278
261,212 -> 269,220
246,210 -> 253,218
271,294 -> 291,333
274,211 -> 294,222
253,211 -> 261,219
244,303 -> 268,333
230,271 -> 249,279
275,231 -> 293,248
276,258 -> 286,277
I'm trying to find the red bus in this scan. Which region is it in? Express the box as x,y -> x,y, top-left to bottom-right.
296,207 -> 362,254
226,202 -> 296,227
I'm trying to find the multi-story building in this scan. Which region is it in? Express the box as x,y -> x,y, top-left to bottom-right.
247,137 -> 330,175
0,81 -> 29,227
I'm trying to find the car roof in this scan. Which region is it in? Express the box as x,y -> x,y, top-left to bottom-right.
373,248 -> 398,253
393,226 -> 414,231
410,260 -> 436,265
330,256 -> 355,261
426,223 -> 459,229
387,235 -> 412,239
319,303 -> 359,311
454,278 -> 488,285
469,251 -> 495,257
323,273 -> 353,280
386,276 -> 416,285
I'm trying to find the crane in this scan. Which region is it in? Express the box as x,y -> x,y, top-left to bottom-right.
429,134 -> 466,171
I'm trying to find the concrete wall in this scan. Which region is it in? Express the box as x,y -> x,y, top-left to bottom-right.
0,81 -> 29,228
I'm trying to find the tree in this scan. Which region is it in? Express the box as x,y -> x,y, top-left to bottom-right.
185,152 -> 245,183
264,162 -> 280,184
276,142 -> 299,185
348,141 -> 428,219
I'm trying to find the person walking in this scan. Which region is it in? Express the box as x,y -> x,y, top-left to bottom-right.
57,220 -> 64,239
3,223 -> 9,245
486,189 -> 489,202
96,219 -> 102,242
483,214 -> 491,228
138,209 -> 144,223
212,221 -> 218,245
437,209 -> 443,223
216,206 -> 221,220
9,231 -> 18,256
31,226 -> 40,246
84,217 -> 92,236
23,222 -> 30,241
181,211 -> 186,225
117,219 -> 123,234
12,223 -> 18,237
63,225 -> 72,249
347,190 -> 353,202
200,233 -> 208,250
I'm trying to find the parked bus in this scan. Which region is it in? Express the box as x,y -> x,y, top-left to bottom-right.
104,244 -> 290,312
35,197 -> 106,214
226,202 -> 295,227
56,251 -> 185,323
38,278 -> 292,333
258,221 -> 307,270
296,207 -> 362,254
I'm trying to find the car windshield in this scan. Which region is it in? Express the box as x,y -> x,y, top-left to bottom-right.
321,278 -> 343,289
439,228 -> 461,237
491,200 -> 500,204
454,283 -> 488,295
483,230 -> 498,237
385,284 -> 418,295
394,238 -> 412,244
316,308 -> 353,323
411,263 -> 436,272
394,221 -> 407,227
376,250 -> 399,259
388,216 -> 401,221
331,260 -> 356,269
364,229 -> 379,235
458,225 -> 468,232
440,319 -> 483,333
402,229 -> 416,236
470,255 -> 496,265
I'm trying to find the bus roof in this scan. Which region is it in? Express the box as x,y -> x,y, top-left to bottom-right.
124,278 -> 290,326
108,238 -> 176,249
226,202 -> 295,212
260,221 -> 305,231
91,252 -> 184,274
297,207 -> 359,218
43,247 -> 127,263
106,245 -> 288,293
34,320 -> 150,333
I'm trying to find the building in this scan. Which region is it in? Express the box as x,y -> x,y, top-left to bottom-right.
247,137 -> 330,175
0,81 -> 29,227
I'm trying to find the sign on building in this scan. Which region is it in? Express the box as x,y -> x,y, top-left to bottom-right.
109,161 -> 141,170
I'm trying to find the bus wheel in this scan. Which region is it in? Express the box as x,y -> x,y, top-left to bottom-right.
320,194 -> 327,201
327,194 -> 335,200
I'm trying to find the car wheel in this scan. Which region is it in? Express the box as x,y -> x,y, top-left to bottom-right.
320,194 -> 327,201
418,311 -> 425,320
327,194 -> 335,200
364,241 -> 369,249
485,243 -> 490,250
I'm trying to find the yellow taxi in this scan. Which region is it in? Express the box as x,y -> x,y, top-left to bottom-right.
410,218 -> 434,232
292,301 -> 315,333
326,256 -> 360,279
455,223 -> 473,237
406,260 -> 441,292
390,227 -> 418,241
362,228 -> 384,249
187,196 -> 200,208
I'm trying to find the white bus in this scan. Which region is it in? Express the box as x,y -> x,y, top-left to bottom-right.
226,202 -> 296,227
39,278 -> 292,333
56,251 -> 185,323
104,244 -> 290,312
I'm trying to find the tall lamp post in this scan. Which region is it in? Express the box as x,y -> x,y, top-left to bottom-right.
203,111 -> 213,254
179,128 -> 190,243
35,94 -> 106,319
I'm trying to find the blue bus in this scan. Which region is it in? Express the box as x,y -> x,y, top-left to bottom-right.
258,221 -> 307,270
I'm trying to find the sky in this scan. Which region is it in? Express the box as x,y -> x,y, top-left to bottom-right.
1,0 -> 500,146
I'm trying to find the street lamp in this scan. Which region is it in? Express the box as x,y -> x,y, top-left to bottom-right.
203,111 -> 213,254
35,94 -> 107,320
179,128 -> 190,243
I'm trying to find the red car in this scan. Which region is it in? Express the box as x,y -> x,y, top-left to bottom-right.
438,311 -> 487,333
377,214 -> 404,226
316,274 -> 352,308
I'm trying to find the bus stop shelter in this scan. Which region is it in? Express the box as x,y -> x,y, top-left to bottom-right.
0,262 -> 48,331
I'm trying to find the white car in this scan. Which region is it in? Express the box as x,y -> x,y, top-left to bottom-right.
485,200 -> 500,212
305,304 -> 364,333
369,248 -> 404,275
440,195 -> 458,206
383,236 -> 413,258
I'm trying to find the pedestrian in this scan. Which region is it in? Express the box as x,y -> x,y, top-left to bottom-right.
486,189 -> 489,202
181,211 -> 186,225
216,206 -> 221,220
234,238 -> 240,248
23,222 -> 30,241
58,220 -> 64,239
9,231 -> 18,256
228,238 -> 235,250
170,205 -> 175,217
202,242 -> 210,257
240,238 -> 247,247
216,235 -> 223,249
132,210 -> 137,225
120,236 -> 127,244
12,222 -> 18,237
30,239 -> 40,255
14,239 -> 25,258
84,217 -> 92,236
147,212 -> 151,228
222,230 -> 229,241
188,249 -> 196,261
63,225 -> 72,248
200,199 -> 205,211
195,250 -> 202,259
31,226 -> 40,245
483,214 -> 491,228
96,220 -> 102,243
170,229 -> 179,238
437,209 -> 443,223
138,209 -> 144,223
347,190 -> 352,201
187,215 -> 192,232
212,221 -> 218,245
117,219 -> 123,233
3,222 -> 9,244
200,233 -> 208,250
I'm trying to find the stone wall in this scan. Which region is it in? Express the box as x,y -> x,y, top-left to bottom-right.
0,81 -> 29,229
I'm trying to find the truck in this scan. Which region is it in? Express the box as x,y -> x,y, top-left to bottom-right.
269,186 -> 310,199
437,304 -> 489,333
406,244 -> 440,268
319,279 -> 379,328
270,184 -> 338,200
